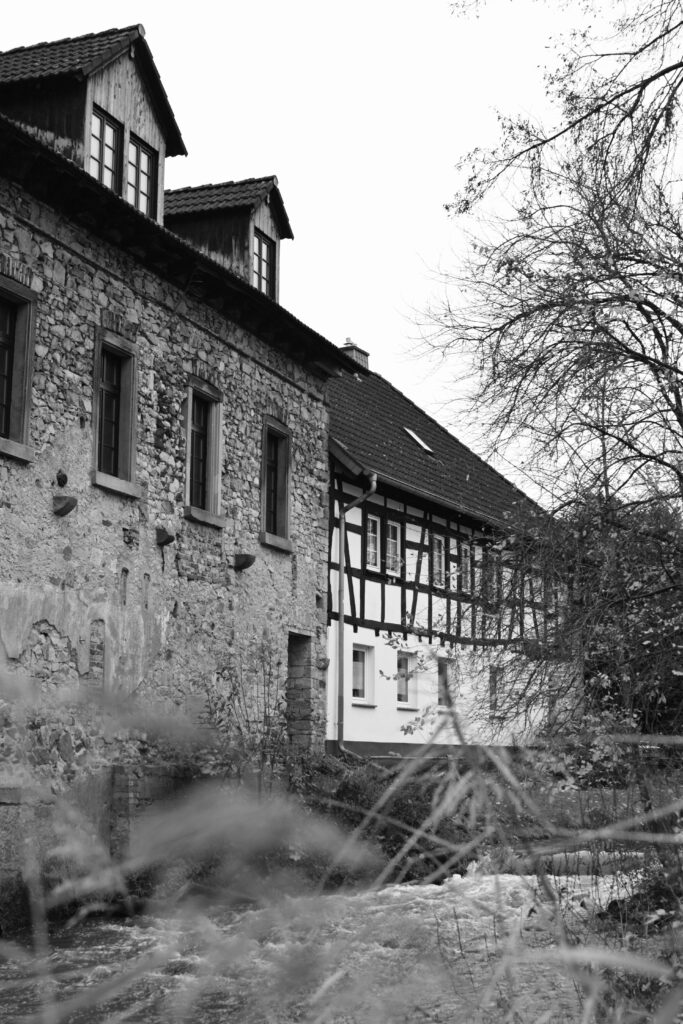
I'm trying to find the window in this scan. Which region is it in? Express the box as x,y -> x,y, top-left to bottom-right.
0,275 -> 36,462
184,378 -> 224,527
90,107 -> 122,193
92,329 -> 139,497
437,659 -> 452,707
366,514 -> 379,569
432,534 -> 446,588
260,418 -> 291,549
253,230 -> 276,297
397,652 -> 417,705
352,645 -> 374,702
127,135 -> 157,216
459,541 -> 472,593
386,520 -> 401,575
489,666 -> 504,721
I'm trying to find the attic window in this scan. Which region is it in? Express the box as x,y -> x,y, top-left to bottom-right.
403,427 -> 433,453
253,230 -> 275,298
90,107 -> 122,194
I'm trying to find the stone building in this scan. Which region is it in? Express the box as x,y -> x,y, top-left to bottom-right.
0,25 -> 355,749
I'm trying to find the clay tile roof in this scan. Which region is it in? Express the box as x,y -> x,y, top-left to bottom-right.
165,176 -> 293,239
328,369 -> 539,529
0,25 -> 144,83
0,25 -> 186,156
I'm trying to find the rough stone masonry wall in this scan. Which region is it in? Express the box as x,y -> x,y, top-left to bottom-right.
0,176 -> 330,749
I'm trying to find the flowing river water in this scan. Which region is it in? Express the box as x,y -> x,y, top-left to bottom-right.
0,871 -> 637,1024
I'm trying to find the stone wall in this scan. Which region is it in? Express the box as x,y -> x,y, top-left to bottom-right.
0,175 -> 330,747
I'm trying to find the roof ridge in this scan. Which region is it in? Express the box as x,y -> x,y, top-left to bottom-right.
0,25 -> 142,58
165,175 -> 278,196
363,367 -> 537,508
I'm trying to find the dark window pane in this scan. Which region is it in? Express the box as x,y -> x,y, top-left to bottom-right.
190,394 -> 210,509
265,431 -> 279,534
0,298 -> 16,439
98,350 -> 122,475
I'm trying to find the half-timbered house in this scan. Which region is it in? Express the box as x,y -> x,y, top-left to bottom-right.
326,343 -> 560,757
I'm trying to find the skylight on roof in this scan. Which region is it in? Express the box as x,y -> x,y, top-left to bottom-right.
404,427 -> 433,452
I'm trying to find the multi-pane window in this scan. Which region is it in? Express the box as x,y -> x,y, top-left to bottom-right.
386,521 -> 400,575
432,534 -> 446,588
261,420 -> 290,543
184,380 -> 224,527
0,299 -> 16,440
90,107 -> 121,193
92,331 -> 138,496
127,135 -> 157,216
190,394 -> 210,510
0,276 -> 36,463
366,515 -> 379,568
397,652 -> 416,704
253,230 -> 276,297
97,349 -> 122,476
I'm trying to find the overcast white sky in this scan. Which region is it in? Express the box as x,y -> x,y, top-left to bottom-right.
5,1 -> 580,496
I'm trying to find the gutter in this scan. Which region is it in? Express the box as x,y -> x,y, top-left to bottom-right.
336,470 -> 377,758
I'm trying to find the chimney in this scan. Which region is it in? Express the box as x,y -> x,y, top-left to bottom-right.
342,338 -> 369,370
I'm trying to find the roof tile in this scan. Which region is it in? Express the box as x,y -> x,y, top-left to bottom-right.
328,369 -> 537,528
0,25 -> 143,83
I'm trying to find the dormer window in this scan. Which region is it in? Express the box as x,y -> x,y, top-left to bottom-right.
90,107 -> 122,193
127,134 -> 157,216
253,229 -> 275,297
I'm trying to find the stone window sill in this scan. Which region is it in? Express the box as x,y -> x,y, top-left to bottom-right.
92,470 -> 141,499
351,701 -> 377,709
396,705 -> 419,712
184,505 -> 227,529
259,530 -> 293,553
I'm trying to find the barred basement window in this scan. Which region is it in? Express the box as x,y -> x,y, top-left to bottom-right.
92,329 -> 139,498
184,377 -> 225,528
0,273 -> 36,463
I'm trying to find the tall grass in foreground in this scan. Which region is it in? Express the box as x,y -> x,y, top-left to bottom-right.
1,679 -> 682,1022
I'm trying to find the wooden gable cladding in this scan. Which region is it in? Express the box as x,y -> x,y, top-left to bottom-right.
329,472 -> 554,650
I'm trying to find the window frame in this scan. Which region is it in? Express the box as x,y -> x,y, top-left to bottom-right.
127,133 -> 158,217
0,273 -> 36,463
386,519 -> 401,576
91,328 -> 140,498
437,658 -> 453,708
352,644 -> 375,704
183,376 -> 225,528
396,651 -> 418,708
365,513 -> 380,570
260,416 -> 292,551
432,533 -> 446,589
253,229 -> 276,298
489,665 -> 504,722
89,106 -> 123,195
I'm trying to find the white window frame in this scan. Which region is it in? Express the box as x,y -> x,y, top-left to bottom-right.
386,520 -> 401,576
437,658 -> 453,708
366,514 -> 380,569
352,645 -> 374,703
0,273 -> 36,463
183,375 -> 225,528
396,651 -> 417,706
432,534 -> 446,588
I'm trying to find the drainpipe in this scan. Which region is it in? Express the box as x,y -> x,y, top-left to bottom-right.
337,472 -> 377,756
